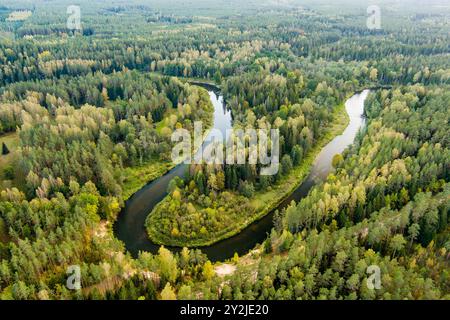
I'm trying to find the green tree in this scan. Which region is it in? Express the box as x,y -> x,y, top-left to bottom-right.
389,234 -> 406,257
332,154 -> 344,169
202,261 -> 215,281
160,283 -> 177,300
281,154 -> 293,175
157,247 -> 179,284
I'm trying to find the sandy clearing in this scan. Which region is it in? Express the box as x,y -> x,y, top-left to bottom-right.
214,263 -> 237,277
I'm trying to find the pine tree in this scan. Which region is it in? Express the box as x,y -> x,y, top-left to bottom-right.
1,142 -> 10,155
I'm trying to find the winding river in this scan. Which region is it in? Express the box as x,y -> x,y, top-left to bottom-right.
114,87 -> 370,262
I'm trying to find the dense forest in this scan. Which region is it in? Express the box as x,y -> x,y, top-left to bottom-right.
146,69 -> 353,246
0,0 -> 448,300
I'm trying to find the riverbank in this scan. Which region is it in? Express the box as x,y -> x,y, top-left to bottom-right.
146,99 -> 351,247
122,161 -> 176,201
0,132 -> 23,191
121,84 -> 215,201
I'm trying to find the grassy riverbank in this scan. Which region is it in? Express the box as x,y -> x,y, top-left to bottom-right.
122,161 -> 177,201
0,132 -> 24,191
146,100 -> 351,247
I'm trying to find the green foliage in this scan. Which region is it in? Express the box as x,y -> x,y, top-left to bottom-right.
160,283 -> 177,300
0,0 -> 448,301
2,165 -> 14,180
331,154 -> 344,169
239,181 -> 255,198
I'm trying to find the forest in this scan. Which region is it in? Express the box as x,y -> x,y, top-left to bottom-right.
0,0 -> 448,301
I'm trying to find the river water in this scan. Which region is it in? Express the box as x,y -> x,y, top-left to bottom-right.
113,88 -> 370,262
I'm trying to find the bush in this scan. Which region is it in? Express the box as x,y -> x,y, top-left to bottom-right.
239,181 -> 255,198
281,154 -> 293,175
3,165 -> 14,180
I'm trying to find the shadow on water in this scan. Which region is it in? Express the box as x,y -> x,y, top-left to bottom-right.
113,88 -> 370,262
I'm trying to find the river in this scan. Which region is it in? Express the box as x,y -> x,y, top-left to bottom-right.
113,88 -> 370,262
